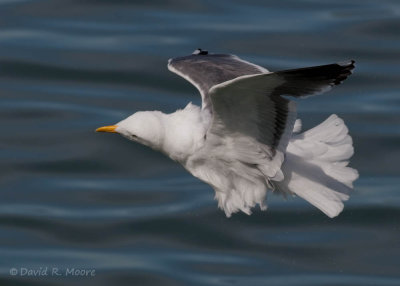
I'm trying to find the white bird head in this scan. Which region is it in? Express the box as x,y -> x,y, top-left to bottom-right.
96,111 -> 164,150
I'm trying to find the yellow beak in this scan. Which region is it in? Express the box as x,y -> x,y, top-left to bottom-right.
96,125 -> 117,133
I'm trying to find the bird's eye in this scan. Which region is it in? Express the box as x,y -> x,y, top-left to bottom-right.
131,134 -> 138,139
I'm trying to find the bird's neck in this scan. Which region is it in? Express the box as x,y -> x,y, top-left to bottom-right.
159,103 -> 208,162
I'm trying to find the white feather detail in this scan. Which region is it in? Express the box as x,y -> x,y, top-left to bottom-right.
293,119 -> 302,133
275,114 -> 358,218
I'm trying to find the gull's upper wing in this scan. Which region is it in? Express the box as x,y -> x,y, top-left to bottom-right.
203,60 -> 355,180
168,50 -> 268,109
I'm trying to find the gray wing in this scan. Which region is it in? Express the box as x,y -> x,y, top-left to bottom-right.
203,60 -> 355,180
168,50 -> 268,109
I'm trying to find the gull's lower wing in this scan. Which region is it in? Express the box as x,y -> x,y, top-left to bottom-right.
205,60 -> 356,180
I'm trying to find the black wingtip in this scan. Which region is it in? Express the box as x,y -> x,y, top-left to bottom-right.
333,60 -> 355,85
337,59 -> 355,69
192,48 -> 208,55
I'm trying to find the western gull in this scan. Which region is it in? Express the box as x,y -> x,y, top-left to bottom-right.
96,49 -> 358,218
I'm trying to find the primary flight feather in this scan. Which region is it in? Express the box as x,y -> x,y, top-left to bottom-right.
96,49 -> 358,218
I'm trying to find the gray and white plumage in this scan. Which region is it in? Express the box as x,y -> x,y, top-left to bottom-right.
97,49 -> 358,218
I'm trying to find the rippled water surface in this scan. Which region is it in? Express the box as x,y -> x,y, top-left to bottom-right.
1,0 -> 400,285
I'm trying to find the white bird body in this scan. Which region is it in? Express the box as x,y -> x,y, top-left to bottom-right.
97,49 -> 358,218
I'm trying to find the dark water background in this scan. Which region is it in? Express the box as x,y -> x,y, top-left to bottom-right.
1,0 -> 399,285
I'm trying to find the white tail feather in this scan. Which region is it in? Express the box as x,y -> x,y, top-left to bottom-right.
275,114 -> 358,218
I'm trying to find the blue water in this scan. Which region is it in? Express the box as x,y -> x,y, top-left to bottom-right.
1,0 -> 399,285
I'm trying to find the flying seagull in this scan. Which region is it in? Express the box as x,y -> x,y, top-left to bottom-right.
96,49 -> 358,218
